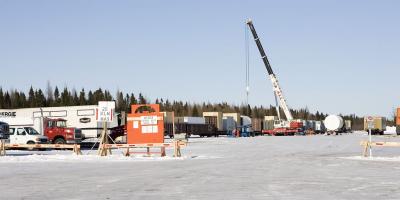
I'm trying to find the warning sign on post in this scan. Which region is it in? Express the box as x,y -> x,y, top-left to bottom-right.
97,101 -> 115,122
366,116 -> 374,129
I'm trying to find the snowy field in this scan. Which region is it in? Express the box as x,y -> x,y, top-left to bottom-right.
1,132 -> 400,200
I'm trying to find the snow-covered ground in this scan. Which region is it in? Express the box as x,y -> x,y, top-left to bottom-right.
1,132 -> 400,200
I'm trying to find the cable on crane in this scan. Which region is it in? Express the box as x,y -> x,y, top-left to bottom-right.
245,22 -> 250,109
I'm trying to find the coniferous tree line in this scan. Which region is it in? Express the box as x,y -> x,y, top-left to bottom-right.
0,86 -> 368,129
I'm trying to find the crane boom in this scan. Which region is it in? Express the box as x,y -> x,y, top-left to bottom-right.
246,19 -> 293,121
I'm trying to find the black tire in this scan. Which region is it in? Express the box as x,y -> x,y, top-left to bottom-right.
53,138 -> 66,144
26,141 -> 35,150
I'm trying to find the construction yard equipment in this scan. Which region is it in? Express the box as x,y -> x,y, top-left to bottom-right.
246,19 -> 302,136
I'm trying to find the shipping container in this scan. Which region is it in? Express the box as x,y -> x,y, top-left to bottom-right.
203,112 -> 223,131
223,117 -> 236,131
397,108 -> 400,118
160,112 -> 174,123
264,116 -> 278,121
263,120 -> 274,130
175,117 -> 205,124
314,121 -> 325,133
363,116 -> 386,135
344,120 -> 352,132
223,113 -> 241,125
251,118 -> 263,132
263,116 -> 277,131
164,123 -> 216,138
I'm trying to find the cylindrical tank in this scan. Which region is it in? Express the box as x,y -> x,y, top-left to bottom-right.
324,115 -> 344,131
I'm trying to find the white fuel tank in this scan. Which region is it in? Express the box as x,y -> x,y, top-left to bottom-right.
324,115 -> 344,131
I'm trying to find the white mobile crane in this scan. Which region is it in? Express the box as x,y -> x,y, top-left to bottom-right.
246,19 -> 302,135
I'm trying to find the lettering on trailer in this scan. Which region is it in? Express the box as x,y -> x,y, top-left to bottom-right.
0,112 -> 16,117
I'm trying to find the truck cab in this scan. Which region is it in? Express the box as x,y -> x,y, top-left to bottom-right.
9,126 -> 48,144
44,118 -> 82,144
0,121 -> 10,143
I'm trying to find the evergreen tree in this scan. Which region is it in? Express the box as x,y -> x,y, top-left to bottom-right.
130,93 -> 137,105
79,89 -> 86,105
192,105 -> 199,117
88,90 -> 94,105
4,92 -> 11,108
0,88 -> 4,109
28,86 -> 35,107
116,90 -> 125,112
72,89 -> 79,105
138,93 -> 146,104
36,89 -> 46,107
61,87 -> 71,106
54,87 -> 60,106
124,94 -> 130,111
19,92 -> 27,108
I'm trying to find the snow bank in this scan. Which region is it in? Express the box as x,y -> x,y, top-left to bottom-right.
385,126 -> 397,134
0,154 -> 184,163
341,156 -> 400,162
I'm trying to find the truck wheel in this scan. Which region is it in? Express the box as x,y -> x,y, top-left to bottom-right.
54,138 -> 66,144
27,141 -> 35,150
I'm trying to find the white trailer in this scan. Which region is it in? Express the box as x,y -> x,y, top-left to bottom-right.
0,105 -> 119,139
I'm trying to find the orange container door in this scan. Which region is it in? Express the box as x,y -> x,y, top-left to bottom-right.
127,104 -> 164,144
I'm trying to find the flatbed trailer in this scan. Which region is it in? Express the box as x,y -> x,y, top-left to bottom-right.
262,128 -> 303,136
164,123 -> 218,138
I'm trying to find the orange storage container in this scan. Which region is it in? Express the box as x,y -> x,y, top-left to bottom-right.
127,104 -> 164,144
397,108 -> 400,117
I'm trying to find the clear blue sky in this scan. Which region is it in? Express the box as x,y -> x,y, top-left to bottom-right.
0,0 -> 399,118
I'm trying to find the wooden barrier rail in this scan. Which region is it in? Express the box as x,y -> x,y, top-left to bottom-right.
0,141 -> 82,156
360,141 -> 400,157
100,141 -> 187,157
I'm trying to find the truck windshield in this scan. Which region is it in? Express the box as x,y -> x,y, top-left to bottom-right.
56,121 -> 67,128
25,127 -> 40,135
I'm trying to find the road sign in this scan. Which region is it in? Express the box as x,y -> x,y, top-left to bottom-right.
366,116 -> 374,129
97,101 -> 115,122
